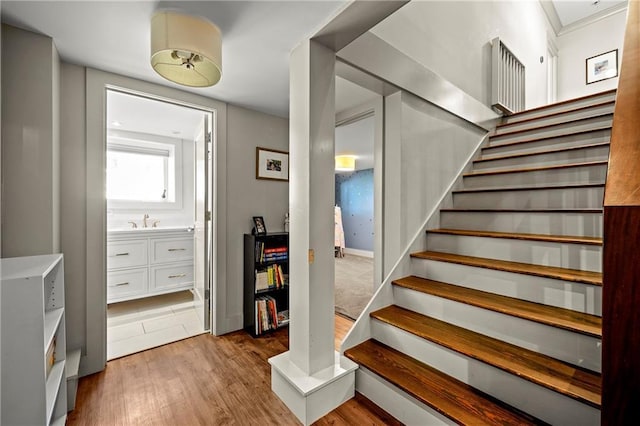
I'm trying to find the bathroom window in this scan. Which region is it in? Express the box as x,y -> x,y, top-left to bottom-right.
107,133 -> 183,210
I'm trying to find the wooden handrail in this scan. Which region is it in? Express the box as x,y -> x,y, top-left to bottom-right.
604,2 -> 640,207
602,1 -> 640,424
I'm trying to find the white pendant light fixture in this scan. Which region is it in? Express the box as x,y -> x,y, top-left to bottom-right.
151,11 -> 222,87
335,155 -> 356,172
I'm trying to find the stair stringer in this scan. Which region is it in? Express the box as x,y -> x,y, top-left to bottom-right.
340,132 -> 490,354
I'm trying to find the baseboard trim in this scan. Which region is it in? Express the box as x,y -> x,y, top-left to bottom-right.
343,248 -> 374,258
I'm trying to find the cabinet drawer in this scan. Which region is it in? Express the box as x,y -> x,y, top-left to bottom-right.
150,237 -> 193,264
107,268 -> 147,302
150,264 -> 194,291
107,240 -> 147,270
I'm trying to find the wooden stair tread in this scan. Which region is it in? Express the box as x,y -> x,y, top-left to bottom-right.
496,100 -> 615,130
393,276 -> 602,337
370,306 -> 602,408
344,339 -> 545,425
453,183 -> 605,194
427,228 -> 603,246
440,208 -> 602,213
482,127 -> 611,152
490,113 -> 613,139
463,160 -> 607,177
474,142 -> 610,164
410,250 -> 602,286
504,89 -> 615,119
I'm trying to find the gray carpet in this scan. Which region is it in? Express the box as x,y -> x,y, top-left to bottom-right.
334,254 -> 374,320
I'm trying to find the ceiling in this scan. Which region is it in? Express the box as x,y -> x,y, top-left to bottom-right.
2,0 -> 624,162
107,90 -> 206,141
1,0 -> 346,119
336,115 -> 375,171
551,0 -> 627,27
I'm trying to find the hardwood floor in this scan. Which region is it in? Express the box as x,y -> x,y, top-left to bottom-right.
68,314 -> 398,425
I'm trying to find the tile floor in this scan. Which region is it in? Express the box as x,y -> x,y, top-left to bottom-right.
107,290 -> 207,360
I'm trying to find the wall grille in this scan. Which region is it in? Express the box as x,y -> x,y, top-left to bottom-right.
491,37 -> 525,115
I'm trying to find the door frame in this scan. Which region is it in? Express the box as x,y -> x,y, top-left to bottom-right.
84,69 -> 227,376
547,36 -> 559,104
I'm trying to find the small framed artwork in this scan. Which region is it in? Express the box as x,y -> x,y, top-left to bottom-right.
256,147 -> 289,181
253,216 -> 267,235
586,49 -> 618,85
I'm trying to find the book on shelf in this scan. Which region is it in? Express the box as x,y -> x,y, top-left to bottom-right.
277,310 -> 289,326
256,271 -> 269,291
46,337 -> 56,377
255,241 -> 288,264
254,296 -> 282,334
255,264 -> 287,292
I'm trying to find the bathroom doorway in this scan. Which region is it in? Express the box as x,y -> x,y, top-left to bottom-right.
104,89 -> 213,360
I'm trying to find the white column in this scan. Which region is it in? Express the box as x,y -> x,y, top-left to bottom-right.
269,38 -> 357,426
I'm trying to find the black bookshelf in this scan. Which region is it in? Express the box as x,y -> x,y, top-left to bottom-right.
243,233 -> 289,337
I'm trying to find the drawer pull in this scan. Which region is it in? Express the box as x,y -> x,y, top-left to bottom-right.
168,273 -> 187,279
113,252 -> 130,257
114,282 -> 129,287
168,248 -> 186,252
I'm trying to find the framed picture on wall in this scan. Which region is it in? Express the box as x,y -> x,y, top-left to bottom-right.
586,49 -> 618,85
256,147 -> 289,181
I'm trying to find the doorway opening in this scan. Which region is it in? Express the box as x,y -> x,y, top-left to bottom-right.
105,89 -> 214,360
333,77 -> 380,320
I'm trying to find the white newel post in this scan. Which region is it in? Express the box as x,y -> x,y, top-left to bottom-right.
268,38 -> 357,425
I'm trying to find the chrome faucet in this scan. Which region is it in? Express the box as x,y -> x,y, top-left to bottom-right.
143,214 -> 150,228
152,220 -> 160,228
128,221 -> 138,229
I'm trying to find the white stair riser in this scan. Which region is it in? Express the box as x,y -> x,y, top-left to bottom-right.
372,321 -> 600,426
355,368 -> 454,426
474,145 -> 609,171
502,93 -> 617,124
463,164 -> 607,189
495,103 -> 615,135
489,115 -> 612,146
411,258 -> 602,315
426,233 -> 602,272
392,286 -> 601,371
482,130 -> 610,158
453,186 -> 604,210
440,211 -> 603,237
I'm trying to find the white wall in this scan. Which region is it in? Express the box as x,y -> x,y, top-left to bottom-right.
60,63 -> 87,353
371,1 -> 554,110
383,91 -> 486,276
1,24 -> 60,257
226,104 -> 289,329
1,3 -> 3,417
557,10 -> 626,101
57,62 -> 288,375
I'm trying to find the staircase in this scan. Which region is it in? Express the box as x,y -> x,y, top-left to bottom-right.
344,90 -> 616,425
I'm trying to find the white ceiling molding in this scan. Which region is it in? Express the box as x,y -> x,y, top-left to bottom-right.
540,0 -> 628,36
557,2 -> 628,35
539,0 -> 563,36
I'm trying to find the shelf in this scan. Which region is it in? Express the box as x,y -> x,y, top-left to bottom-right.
255,286 -> 289,295
44,308 -> 64,352
50,414 -> 67,426
256,260 -> 288,267
45,360 -> 66,424
245,233 -> 290,338
66,348 -> 82,380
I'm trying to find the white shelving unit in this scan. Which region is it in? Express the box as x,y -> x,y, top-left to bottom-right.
1,254 -> 68,425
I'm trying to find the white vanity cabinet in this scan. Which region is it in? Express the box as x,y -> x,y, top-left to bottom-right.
107,228 -> 194,303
